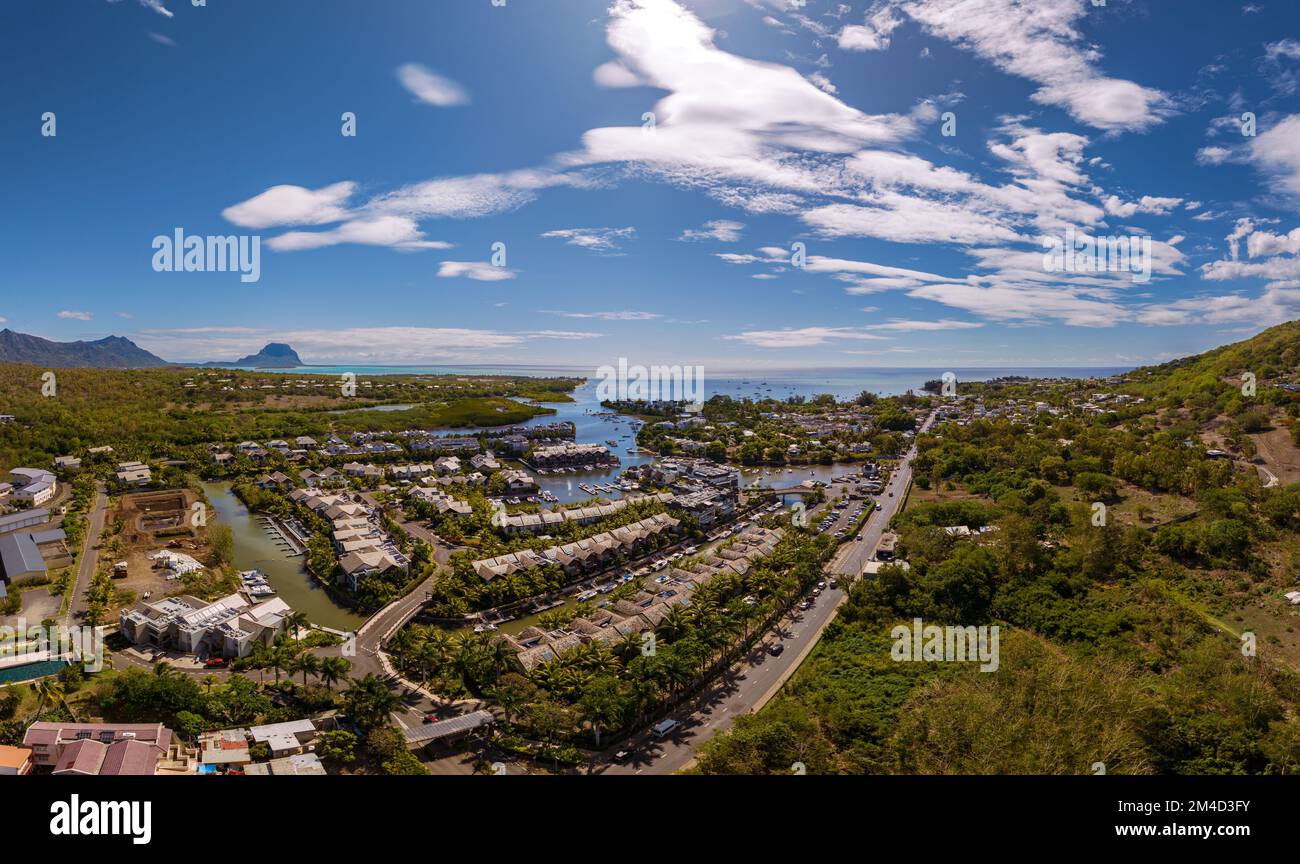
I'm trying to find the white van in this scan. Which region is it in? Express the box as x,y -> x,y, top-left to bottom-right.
652,718 -> 681,739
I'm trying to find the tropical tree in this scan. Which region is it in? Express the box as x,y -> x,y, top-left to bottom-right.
318,656 -> 351,690
343,674 -> 400,731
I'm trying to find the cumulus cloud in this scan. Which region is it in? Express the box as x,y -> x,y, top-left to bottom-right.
1102,195 -> 1183,218
223,182 -> 356,229
837,3 -> 902,52
593,61 -> 644,87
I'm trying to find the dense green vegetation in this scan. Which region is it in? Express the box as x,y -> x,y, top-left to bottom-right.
388,532 -> 831,762
0,363 -> 578,469
699,322 -> 1300,775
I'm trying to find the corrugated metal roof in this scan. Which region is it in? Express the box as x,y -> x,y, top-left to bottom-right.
0,532 -> 46,580
402,710 -> 495,744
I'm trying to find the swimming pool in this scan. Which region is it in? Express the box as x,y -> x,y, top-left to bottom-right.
0,659 -> 67,684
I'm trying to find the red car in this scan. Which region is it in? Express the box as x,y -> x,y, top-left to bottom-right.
203,657 -> 228,669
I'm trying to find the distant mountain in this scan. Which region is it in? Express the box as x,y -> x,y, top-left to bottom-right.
201,342 -> 304,369
0,328 -> 169,368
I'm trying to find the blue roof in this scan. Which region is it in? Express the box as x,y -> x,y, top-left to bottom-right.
0,508 -> 49,532
0,532 -> 46,581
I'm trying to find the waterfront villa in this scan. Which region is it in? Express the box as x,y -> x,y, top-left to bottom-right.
496,492 -> 675,535
497,527 -> 783,670
119,593 -> 292,658
471,513 -> 681,581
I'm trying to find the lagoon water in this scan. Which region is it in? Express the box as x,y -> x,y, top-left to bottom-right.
200,480 -> 364,632
261,365 -> 1130,506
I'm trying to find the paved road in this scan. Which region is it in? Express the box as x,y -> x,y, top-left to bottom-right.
829,410 -> 935,576
601,410 -> 935,775
66,482 -> 107,625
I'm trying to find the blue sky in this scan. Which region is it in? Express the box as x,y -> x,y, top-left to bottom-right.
3,0 -> 1300,370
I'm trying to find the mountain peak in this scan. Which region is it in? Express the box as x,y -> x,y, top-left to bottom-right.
0,329 -> 169,368
234,343 -> 304,368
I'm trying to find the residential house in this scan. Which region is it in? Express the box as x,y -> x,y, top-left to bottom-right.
0,744 -> 32,775
23,722 -> 194,775
119,594 -> 291,658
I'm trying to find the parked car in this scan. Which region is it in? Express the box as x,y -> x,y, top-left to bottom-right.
203,657 -> 228,669
652,719 -> 681,739
768,643 -> 785,656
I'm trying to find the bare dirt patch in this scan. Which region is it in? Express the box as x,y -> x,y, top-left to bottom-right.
109,489 -> 220,602
1249,424 -> 1300,486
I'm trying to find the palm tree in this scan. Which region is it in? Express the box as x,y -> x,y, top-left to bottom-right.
296,653 -> 322,687
269,646 -> 290,684
317,656 -> 351,690
202,674 -> 220,694
285,611 -> 310,645
33,677 -> 64,718
342,674 -> 400,731
658,606 -> 690,642
614,630 -> 643,664
152,659 -> 176,678
247,642 -> 271,685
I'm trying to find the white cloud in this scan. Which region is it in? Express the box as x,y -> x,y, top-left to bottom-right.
837,4 -> 902,52
593,61 -> 644,87
108,0 -> 173,18
540,310 -> 661,320
147,31 -> 175,47
133,326 -> 599,364
268,216 -> 452,252
865,319 -> 984,331
223,182 -> 355,229
575,0 -> 918,201
540,227 -> 636,252
58,311 -> 93,321
1249,115 -> 1300,197
396,63 -> 470,107
1196,145 -> 1232,165
893,0 -> 1172,132
809,72 -> 837,95
679,219 -> 745,242
1102,195 -> 1183,218
437,261 -> 517,281
724,326 -> 891,348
